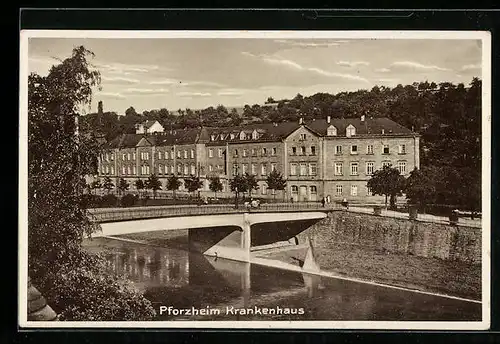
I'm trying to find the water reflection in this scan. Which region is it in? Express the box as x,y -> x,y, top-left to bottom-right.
83,237 -> 481,321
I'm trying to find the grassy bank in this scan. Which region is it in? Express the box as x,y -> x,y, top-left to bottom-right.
119,231 -> 481,301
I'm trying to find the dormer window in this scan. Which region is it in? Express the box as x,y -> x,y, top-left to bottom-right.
346,124 -> 356,137
252,130 -> 258,140
230,133 -> 235,140
239,131 -> 246,140
210,134 -> 216,141
327,125 -> 337,136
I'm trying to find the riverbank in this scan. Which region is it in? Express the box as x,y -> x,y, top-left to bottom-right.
118,230 -> 481,301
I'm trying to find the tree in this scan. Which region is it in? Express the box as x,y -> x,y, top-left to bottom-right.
266,169 -> 286,200
102,176 -> 114,194
404,167 -> 439,212
166,175 -> 181,200
28,46 -> 155,320
230,174 -> 248,208
117,178 -> 129,196
125,106 -> 138,117
97,100 -> 103,116
208,176 -> 223,199
184,175 -> 203,198
367,165 -> 406,209
134,179 -> 145,198
145,174 -> 162,199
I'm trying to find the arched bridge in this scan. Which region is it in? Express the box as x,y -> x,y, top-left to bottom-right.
88,203 -> 329,265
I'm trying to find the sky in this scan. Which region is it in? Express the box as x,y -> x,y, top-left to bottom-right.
27,37 -> 482,115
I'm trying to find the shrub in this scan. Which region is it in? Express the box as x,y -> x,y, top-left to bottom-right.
79,194 -> 102,208
100,194 -> 118,207
39,250 -> 156,321
121,194 -> 138,208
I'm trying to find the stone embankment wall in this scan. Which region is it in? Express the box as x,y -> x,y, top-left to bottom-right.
299,210 -> 481,264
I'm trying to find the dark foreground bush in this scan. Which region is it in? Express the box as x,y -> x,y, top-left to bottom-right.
121,194 -> 138,207
38,250 -> 156,321
79,194 -> 102,208
100,194 -> 119,207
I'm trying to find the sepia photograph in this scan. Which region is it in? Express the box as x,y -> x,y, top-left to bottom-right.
19,30 -> 491,329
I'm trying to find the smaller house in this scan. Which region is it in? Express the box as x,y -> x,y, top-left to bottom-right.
135,120 -> 164,134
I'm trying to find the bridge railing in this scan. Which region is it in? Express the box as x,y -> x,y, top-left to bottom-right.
88,202 -> 337,223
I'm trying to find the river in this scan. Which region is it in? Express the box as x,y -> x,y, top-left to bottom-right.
83,236 -> 481,322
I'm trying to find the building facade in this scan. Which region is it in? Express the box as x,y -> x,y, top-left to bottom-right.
97,116 -> 419,203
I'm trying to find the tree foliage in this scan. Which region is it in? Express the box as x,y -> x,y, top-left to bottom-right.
208,176 -> 223,198
166,175 -> 181,199
102,176 -> 114,194
117,178 -> 130,195
367,166 -> 406,209
266,169 -> 286,199
145,174 -> 162,199
184,175 -> 203,196
28,46 -> 155,320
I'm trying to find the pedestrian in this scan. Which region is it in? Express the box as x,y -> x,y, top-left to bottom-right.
321,197 -> 326,207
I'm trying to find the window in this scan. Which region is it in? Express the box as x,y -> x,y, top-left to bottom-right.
262,147 -> 267,156
261,164 -> 267,176
252,130 -> 258,140
299,163 -> 307,176
398,161 -> 407,175
234,149 -> 238,157
242,163 -> 248,174
310,186 -> 317,196
399,144 -> 406,154
291,185 -> 298,194
177,150 -> 181,158
243,149 -> 247,157
290,163 -> 297,176
105,165 -> 109,174
191,149 -> 194,159
128,166 -> 131,175
184,165 -> 189,175
158,164 -> 163,174
335,145 -> 342,155
122,166 -> 126,175
309,163 -> 317,176
184,150 -> 188,159
327,125 -> 337,136
383,144 -> 390,154
165,151 -> 168,160
252,148 -> 257,156
366,184 -> 372,196
271,163 -> 277,172
208,149 -> 214,158
110,166 -> 115,175
351,145 -> 358,154
346,124 -> 356,137
300,133 -> 307,140
218,148 -> 223,157
170,150 -> 174,159
110,154 -> 114,161
232,164 -> 238,176
334,162 -> 343,176
209,165 -> 213,172
300,146 -> 306,155
382,161 -> 392,168
272,147 -> 277,156
177,164 -> 182,174
128,153 -> 131,161
132,166 -> 136,175
132,152 -> 136,160
217,164 -> 223,172
351,185 -> 358,196
351,163 -> 359,175
366,162 -> 374,175
367,145 -> 374,154
122,153 -> 126,161
191,164 -> 195,175
311,146 -> 316,156
291,147 -> 297,155
261,184 -> 267,195
158,151 -> 162,160
336,185 -> 343,196
170,165 -> 174,174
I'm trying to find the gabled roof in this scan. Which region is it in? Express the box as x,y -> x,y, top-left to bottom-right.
143,120 -> 161,129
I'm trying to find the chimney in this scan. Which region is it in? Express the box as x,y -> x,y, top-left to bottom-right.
327,116 -> 331,124
361,115 -> 365,122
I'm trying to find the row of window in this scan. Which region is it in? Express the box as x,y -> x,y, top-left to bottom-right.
233,147 -> 278,158
291,146 -> 316,156
208,148 -> 225,158
335,144 -> 406,155
290,163 -> 317,176
232,163 -> 278,176
334,161 -> 407,176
